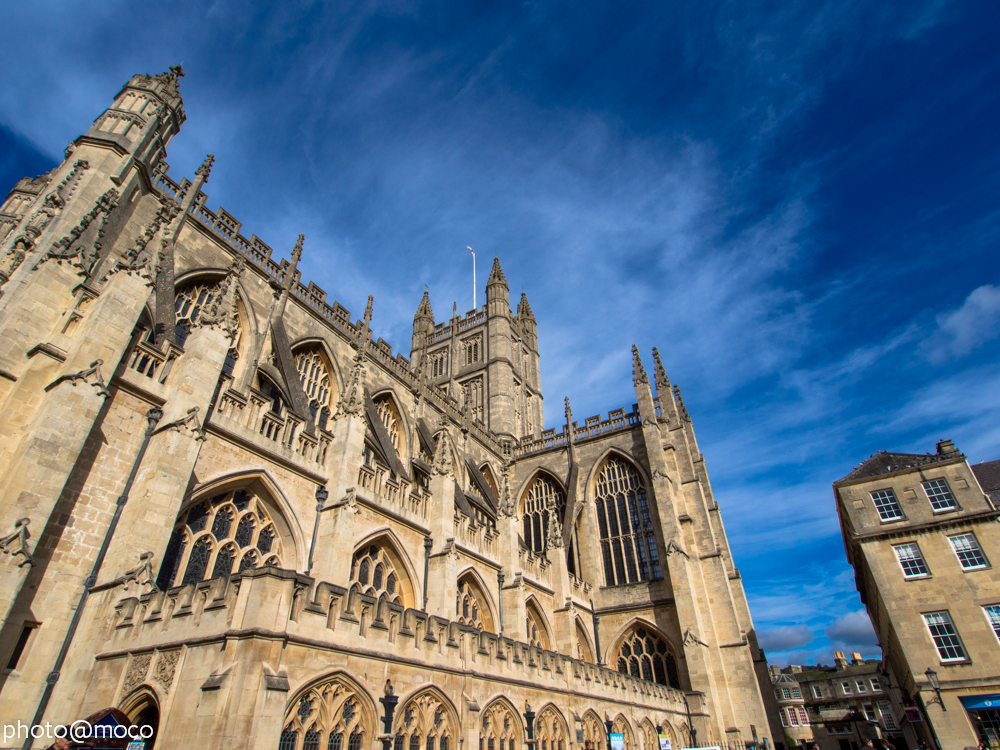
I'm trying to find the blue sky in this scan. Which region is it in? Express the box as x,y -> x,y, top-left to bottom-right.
3,0 -> 999,667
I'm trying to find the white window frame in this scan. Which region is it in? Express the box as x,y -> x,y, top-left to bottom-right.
870,678 -> 881,692
922,478 -> 958,512
948,532 -> 989,571
877,700 -> 897,730
893,542 -> 930,578
779,708 -> 788,728
855,680 -> 867,693
841,681 -> 852,695
923,610 -> 968,662
984,604 -> 1000,643
797,707 -> 809,727
811,685 -> 823,699
871,488 -> 904,521
781,687 -> 791,700
863,704 -> 877,722
791,687 -> 801,699
788,708 -> 799,727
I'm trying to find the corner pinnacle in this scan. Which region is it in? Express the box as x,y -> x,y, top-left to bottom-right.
487,256 -> 507,287
632,345 -> 648,386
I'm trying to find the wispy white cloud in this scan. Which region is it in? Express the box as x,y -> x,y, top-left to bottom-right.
758,625 -> 814,652
921,284 -> 1000,363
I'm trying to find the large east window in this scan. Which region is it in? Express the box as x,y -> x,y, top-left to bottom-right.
871,489 -> 903,521
948,533 -> 989,570
595,456 -> 661,586
923,611 -> 967,662
893,542 -> 930,578
922,478 -> 957,511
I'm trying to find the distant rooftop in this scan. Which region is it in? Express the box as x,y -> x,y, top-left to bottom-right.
836,439 -> 964,483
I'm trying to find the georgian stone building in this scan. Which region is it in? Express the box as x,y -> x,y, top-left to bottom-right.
835,442 -> 1000,749
0,68 -> 774,750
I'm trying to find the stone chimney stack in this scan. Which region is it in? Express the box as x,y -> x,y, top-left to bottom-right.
936,438 -> 959,456
834,651 -> 848,669
851,652 -> 864,665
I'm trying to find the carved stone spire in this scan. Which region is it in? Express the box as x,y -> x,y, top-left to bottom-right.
487,256 -> 507,287
364,295 -> 373,327
415,290 -> 433,320
277,233 -> 304,293
632,344 -> 648,386
517,292 -> 534,320
195,153 -> 215,182
674,383 -> 691,422
564,396 -> 572,424
652,347 -> 671,395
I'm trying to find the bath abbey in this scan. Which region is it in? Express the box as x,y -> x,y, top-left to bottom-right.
0,68 -> 775,750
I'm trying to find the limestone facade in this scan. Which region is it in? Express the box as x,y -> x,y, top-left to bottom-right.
0,68 -> 774,750
834,441 -> 1000,749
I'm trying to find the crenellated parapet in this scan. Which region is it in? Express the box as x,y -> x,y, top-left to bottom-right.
96,566 -> 692,713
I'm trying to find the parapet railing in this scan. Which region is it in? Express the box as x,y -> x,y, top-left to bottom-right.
513,405 -> 641,458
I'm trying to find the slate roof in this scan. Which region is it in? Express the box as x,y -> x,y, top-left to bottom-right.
836,450 -> 957,483
972,459 -> 1000,494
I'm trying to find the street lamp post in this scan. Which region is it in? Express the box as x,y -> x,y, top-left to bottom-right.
604,715 -> 614,750
380,680 -> 398,750
924,669 -> 946,711
523,702 -> 536,750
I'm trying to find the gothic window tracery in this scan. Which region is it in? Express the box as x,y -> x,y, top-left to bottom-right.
595,457 -> 660,586
614,626 -> 680,689
521,474 -> 564,557
479,701 -> 520,750
373,394 -> 403,453
157,488 -> 283,590
463,335 -> 482,365
393,691 -> 454,750
295,348 -> 334,430
278,676 -> 369,750
455,574 -> 494,632
580,713 -> 605,750
612,717 -> 634,750
525,600 -> 551,650
535,706 -> 566,750
429,350 -> 447,379
349,543 -> 404,606
174,280 -> 243,375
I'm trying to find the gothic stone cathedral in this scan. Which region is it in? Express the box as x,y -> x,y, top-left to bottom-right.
0,68 -> 774,750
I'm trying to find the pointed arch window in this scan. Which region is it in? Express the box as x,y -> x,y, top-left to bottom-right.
535,707 -> 566,750
174,280 -> 243,379
525,600 -> 551,650
279,677 -> 369,750
595,457 -> 660,586
521,475 -> 564,557
350,542 -> 405,606
394,692 -> 455,750
295,348 -> 334,430
480,702 -> 520,750
157,488 -> 283,590
456,574 -> 494,632
372,394 -> 402,453
614,626 -> 680,689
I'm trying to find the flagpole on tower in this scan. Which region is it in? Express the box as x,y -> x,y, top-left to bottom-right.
468,246 -> 476,309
